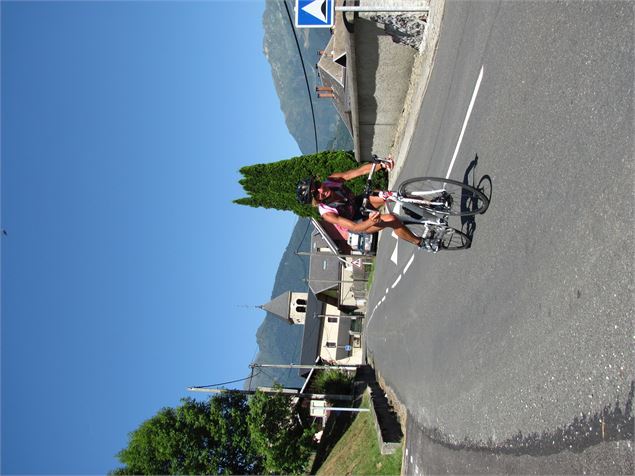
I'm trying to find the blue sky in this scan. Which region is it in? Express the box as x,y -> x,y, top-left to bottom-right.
1,1 -> 304,473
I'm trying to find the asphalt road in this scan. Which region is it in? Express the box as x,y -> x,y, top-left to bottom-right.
365,1 -> 634,473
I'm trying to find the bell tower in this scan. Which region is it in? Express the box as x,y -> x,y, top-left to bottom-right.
260,291 -> 309,325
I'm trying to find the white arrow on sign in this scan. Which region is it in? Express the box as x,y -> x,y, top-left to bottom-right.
302,0 -> 326,23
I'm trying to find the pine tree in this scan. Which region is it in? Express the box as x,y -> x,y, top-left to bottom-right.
234,151 -> 387,218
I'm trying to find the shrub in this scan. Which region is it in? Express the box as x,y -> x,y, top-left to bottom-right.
314,369 -> 354,399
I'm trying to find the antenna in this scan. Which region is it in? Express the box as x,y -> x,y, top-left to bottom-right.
236,304 -> 263,311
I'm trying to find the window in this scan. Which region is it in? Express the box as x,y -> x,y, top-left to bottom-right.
326,342 -> 336,348
327,317 -> 338,323
296,298 -> 307,305
296,306 -> 306,313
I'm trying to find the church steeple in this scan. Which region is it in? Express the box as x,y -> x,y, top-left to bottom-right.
260,291 -> 308,325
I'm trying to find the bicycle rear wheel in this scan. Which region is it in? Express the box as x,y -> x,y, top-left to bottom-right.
398,177 -> 489,216
439,227 -> 471,250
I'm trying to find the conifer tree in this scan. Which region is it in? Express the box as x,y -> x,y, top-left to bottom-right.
234,151 -> 387,218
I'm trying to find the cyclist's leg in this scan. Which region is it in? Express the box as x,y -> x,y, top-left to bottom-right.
365,213 -> 422,246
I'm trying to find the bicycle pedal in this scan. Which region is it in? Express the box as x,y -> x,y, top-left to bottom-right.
418,239 -> 435,252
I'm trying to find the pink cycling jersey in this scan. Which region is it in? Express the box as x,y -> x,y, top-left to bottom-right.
318,203 -> 351,236
317,179 -> 355,235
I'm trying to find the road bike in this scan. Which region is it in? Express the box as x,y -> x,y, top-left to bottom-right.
361,156 -> 489,252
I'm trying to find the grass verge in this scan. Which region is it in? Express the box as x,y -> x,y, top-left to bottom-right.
313,392 -> 402,476
365,261 -> 376,291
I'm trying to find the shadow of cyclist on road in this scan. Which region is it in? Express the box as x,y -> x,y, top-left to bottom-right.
459,154 -> 493,247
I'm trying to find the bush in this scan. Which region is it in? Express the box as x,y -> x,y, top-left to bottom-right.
247,389 -> 316,475
314,370 -> 354,399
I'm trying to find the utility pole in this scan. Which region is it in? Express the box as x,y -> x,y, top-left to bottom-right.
296,251 -> 373,260
315,313 -> 361,319
186,386 -> 353,401
336,5 -> 429,13
303,278 -> 367,284
249,362 -> 357,371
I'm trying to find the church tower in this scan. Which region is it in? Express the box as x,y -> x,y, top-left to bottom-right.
260,291 -> 309,325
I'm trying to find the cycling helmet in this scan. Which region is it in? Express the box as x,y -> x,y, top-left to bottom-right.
296,177 -> 315,205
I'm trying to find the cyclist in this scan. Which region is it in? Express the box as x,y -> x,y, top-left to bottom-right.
296,159 -> 424,247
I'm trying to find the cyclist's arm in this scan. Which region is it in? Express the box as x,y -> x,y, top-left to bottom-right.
328,162 -> 375,182
321,211 -> 379,233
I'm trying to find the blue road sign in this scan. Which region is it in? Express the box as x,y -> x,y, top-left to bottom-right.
295,0 -> 334,28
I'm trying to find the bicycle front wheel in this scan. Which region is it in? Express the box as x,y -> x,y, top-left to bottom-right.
439,228 -> 471,250
398,177 -> 489,216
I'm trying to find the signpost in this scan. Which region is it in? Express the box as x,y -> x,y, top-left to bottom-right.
295,0 -> 334,28
310,399 -> 370,417
295,0 -> 429,28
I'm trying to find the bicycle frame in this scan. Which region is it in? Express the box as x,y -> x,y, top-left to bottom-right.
362,162 -> 445,226
386,195 -> 446,226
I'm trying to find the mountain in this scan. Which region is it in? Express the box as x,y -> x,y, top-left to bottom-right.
247,218 -> 312,390
262,0 -> 353,154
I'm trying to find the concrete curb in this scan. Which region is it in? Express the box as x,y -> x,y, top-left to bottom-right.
389,0 -> 446,189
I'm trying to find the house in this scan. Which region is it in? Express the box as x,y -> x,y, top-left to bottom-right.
316,18 -> 351,137
315,0 -> 425,162
262,288 -> 363,380
261,220 -> 372,379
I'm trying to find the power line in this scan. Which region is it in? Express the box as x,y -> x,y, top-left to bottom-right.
191,370 -> 262,389
259,367 -> 281,387
247,367 -> 256,391
282,0 -> 319,153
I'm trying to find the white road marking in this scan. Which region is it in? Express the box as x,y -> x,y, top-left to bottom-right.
390,241 -> 399,264
446,65 -> 484,179
404,254 -> 415,273
370,68 -> 485,322
366,310 -> 375,326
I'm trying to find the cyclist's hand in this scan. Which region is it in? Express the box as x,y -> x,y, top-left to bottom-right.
368,211 -> 381,226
